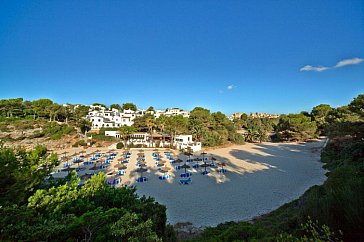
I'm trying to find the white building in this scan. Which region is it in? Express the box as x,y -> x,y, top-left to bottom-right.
165,108 -> 189,118
105,131 -> 121,138
120,109 -> 137,126
87,108 -> 137,129
128,132 -> 151,146
87,106 -> 190,130
89,104 -> 106,111
153,109 -> 166,118
174,134 -> 201,152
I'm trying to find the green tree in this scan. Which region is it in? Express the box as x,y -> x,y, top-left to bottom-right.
92,103 -> 106,108
240,113 -> 248,121
258,128 -> 268,143
73,105 -> 90,121
244,128 -> 257,143
78,119 -> 92,135
147,106 -> 155,112
122,102 -> 137,111
111,212 -> 162,242
188,107 -> 212,142
0,144 -> 58,206
47,103 -> 62,121
276,113 -> 317,141
165,115 -> 188,147
119,125 -> 137,148
110,103 -> 121,110
32,99 -> 54,119
59,104 -> 73,124
348,94 -> 364,117
311,104 -> 332,134
145,115 -> 155,147
0,98 -> 24,117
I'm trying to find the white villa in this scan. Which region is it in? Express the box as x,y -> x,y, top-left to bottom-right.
164,108 -> 190,118
87,106 -> 190,129
87,108 -> 137,129
105,130 -> 121,139
147,108 -> 190,119
174,134 -> 202,152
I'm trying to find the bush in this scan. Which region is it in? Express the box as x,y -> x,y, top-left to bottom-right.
72,140 -> 87,147
91,134 -> 116,142
116,142 -> 124,149
228,132 -> 245,145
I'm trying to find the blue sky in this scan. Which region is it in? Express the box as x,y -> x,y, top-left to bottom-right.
0,0 -> 363,115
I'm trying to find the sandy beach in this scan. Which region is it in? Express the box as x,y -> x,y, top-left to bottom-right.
53,139 -> 327,227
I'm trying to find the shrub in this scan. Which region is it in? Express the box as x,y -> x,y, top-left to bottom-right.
91,134 -> 116,141
72,140 -> 87,147
42,123 -> 75,140
116,142 -> 124,149
228,132 -> 245,145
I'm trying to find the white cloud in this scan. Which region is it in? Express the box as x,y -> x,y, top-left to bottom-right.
334,57 -> 364,68
300,57 -> 363,72
227,85 -> 234,90
300,65 -> 330,72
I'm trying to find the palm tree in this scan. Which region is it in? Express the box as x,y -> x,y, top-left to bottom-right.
256,128 -> 267,143
245,128 -> 258,143
145,117 -> 155,148
119,126 -> 136,149
156,117 -> 167,147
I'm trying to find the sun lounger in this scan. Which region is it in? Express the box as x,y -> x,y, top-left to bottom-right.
136,177 -> 148,183
201,170 -> 209,175
218,168 -> 226,173
192,164 -> 200,169
159,174 -> 171,180
180,173 -> 192,178
179,178 -> 192,185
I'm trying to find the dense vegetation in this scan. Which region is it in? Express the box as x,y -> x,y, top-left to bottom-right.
190,94 -> 364,242
0,144 -> 174,241
0,97 -> 326,146
0,98 -> 91,141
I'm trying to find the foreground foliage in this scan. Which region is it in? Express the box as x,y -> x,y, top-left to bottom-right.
0,145 -> 175,241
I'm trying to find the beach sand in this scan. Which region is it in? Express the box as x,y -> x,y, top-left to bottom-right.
54,139 -> 327,227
